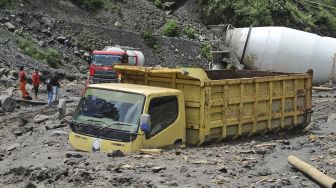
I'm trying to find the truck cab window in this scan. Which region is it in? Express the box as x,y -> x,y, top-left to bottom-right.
147,96 -> 178,138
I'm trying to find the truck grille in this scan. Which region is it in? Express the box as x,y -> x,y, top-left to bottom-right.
92,70 -> 118,83
94,70 -> 116,79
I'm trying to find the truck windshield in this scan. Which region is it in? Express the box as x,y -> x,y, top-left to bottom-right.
74,88 -> 145,133
92,54 -> 122,66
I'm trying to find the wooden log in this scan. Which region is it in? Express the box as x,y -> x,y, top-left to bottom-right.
288,155 -> 336,188
0,95 -> 16,112
313,86 -> 333,91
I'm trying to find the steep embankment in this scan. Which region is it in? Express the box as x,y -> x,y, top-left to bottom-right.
0,0 -> 213,95
199,0 -> 336,37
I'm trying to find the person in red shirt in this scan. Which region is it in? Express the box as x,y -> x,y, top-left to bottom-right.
18,66 -> 28,99
32,68 -> 40,100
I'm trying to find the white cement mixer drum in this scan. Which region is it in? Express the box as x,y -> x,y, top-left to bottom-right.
226,27 -> 336,84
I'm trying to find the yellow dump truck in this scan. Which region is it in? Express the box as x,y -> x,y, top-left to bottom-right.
69,65 -> 312,153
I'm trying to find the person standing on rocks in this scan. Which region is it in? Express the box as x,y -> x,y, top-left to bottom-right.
31,69 -> 40,100
18,66 -> 28,99
51,75 -> 60,103
45,74 -> 53,107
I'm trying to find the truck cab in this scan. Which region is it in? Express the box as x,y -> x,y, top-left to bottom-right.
69,83 -> 186,153
87,46 -> 144,85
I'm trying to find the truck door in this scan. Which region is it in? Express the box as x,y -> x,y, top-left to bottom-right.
142,95 -> 185,149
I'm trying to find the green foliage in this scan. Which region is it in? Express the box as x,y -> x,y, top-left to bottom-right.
0,0 -> 11,7
18,39 -> 45,61
200,43 -> 212,61
154,0 -> 161,8
141,28 -> 157,48
17,39 -> 61,68
45,48 -> 61,68
199,0 -> 336,37
183,26 -> 197,39
163,19 -> 179,37
70,0 -> 104,10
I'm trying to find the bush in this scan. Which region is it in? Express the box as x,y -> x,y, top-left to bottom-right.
0,0 -> 11,7
17,39 -> 45,61
200,43 -> 212,61
70,0 -> 104,10
141,28 -> 157,48
17,39 -> 61,68
45,48 -> 61,68
154,0 -> 161,8
163,19 -> 179,37
183,26 -> 196,39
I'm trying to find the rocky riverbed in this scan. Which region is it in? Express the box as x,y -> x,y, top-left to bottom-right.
0,0 -> 336,187
0,85 -> 335,187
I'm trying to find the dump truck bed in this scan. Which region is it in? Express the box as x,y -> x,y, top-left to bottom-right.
114,65 -> 313,145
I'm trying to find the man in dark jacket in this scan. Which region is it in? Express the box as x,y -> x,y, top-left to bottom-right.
45,74 -> 53,107
51,75 -> 60,103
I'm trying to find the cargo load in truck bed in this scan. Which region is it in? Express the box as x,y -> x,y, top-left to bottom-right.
114,65 -> 313,145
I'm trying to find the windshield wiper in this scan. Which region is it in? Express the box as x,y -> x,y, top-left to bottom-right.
92,113 -> 104,118
111,122 -> 134,127
85,119 -> 104,125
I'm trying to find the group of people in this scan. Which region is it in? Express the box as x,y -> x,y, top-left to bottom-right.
18,66 -> 60,107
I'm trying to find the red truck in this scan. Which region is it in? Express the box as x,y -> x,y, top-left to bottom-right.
87,46 -> 145,84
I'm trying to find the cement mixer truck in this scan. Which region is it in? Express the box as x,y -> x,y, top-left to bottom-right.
86,46 -> 145,84
211,26 -> 336,85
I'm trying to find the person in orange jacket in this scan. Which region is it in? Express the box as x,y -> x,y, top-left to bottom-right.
18,66 -> 28,99
31,68 -> 40,100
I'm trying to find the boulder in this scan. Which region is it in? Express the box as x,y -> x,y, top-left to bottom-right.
5,22 -> 15,32
0,95 -> 16,112
57,36 -> 67,43
41,17 -> 52,27
162,1 -> 175,9
114,21 -> 122,28
38,40 -> 45,47
58,99 -> 66,119
33,115 -> 49,124
327,113 -> 336,123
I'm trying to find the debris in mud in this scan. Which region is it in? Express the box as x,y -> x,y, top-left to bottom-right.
152,166 -> 166,173
66,152 -> 83,158
308,134 -> 318,142
12,129 -> 24,136
23,181 -> 37,188
107,150 -> 125,157
60,116 -> 74,124
45,121 -> 67,130
140,149 -> 163,155
6,143 -> 20,151
329,148 -> 336,155
192,160 -> 218,165
33,115 -> 49,124
327,113 -> 336,122
288,155 -> 336,188
51,130 -> 67,137
4,22 -> 15,32
217,166 -> 228,173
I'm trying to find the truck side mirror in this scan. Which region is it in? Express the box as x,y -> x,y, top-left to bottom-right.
140,114 -> 151,133
86,56 -> 92,65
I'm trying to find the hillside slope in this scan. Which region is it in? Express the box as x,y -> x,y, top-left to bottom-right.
199,0 -> 336,37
